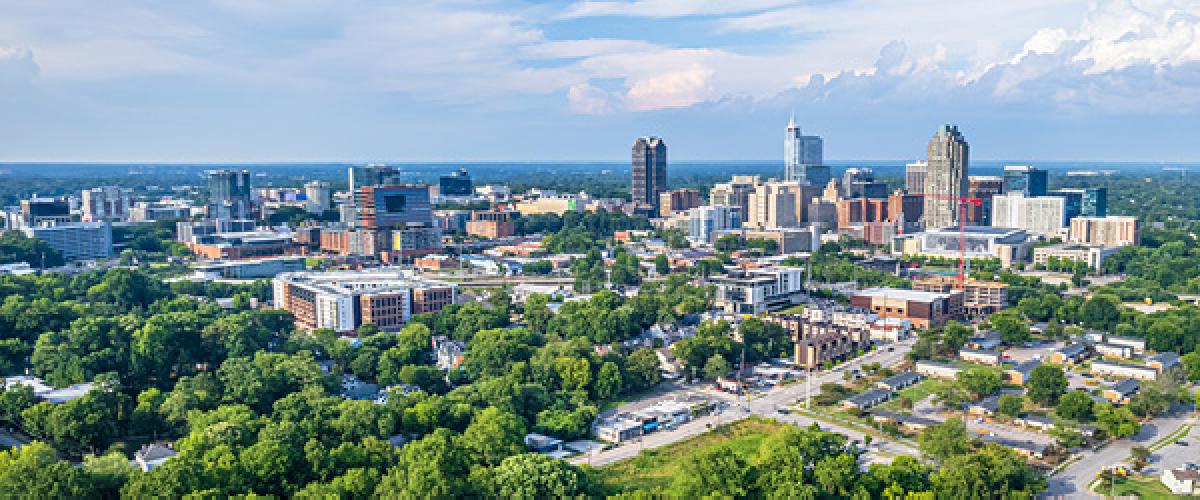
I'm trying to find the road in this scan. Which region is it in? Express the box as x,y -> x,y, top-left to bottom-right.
1044,409 -> 1197,498
574,337 -> 919,467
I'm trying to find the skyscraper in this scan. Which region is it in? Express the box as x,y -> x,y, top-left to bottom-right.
348,165 -> 401,195
905,161 -> 927,195
304,180 -> 332,214
632,136 -> 668,213
922,125 -> 969,229
1002,165 -> 1048,196
207,169 -> 252,221
784,114 -> 826,185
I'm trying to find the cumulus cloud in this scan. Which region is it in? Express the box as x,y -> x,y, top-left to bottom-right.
560,0 -> 796,19
567,82 -> 616,114
624,65 -> 714,110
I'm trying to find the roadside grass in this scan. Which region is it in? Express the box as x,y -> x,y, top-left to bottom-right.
1093,476 -> 1183,499
1145,424 -> 1192,453
875,378 -> 952,411
587,417 -> 786,494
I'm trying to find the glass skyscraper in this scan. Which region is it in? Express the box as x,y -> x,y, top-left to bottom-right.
784,114 -> 827,186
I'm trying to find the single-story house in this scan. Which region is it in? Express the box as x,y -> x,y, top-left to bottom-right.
1013,414 -> 1055,432
966,331 -> 1004,351
1106,336 -> 1146,354
871,411 -> 941,433
959,348 -> 1003,366
1049,343 -> 1089,365
1091,360 -> 1158,381
877,371 -> 923,391
916,361 -> 963,380
1148,352 -> 1180,372
1095,342 -> 1135,360
1005,360 -> 1041,385
842,388 -> 894,410
1161,466 -> 1200,495
965,395 -> 1001,416
980,435 -> 1049,458
1102,378 -> 1140,404
133,444 -> 177,472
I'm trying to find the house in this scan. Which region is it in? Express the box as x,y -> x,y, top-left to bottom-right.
341,374 -> 381,401
525,433 -> 564,453
1095,342 -> 1135,359
432,335 -> 466,370
1013,414 -> 1055,432
1005,360 -> 1041,385
1106,336 -> 1146,354
1082,330 -> 1106,344
877,371 -> 922,391
1102,379 -> 1140,404
965,395 -> 1001,416
959,348 -> 1003,366
655,348 -> 684,377
842,388 -> 893,410
133,444 -> 177,472
915,361 -> 963,380
1161,465 -> 1200,495
966,331 -> 1004,351
1049,343 -> 1089,365
593,417 -> 643,444
3,376 -> 94,404
870,411 -> 940,433
980,435 -> 1049,459
1148,352 -> 1180,372
1091,360 -> 1158,381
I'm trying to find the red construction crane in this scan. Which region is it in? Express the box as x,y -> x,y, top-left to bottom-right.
898,193 -> 983,284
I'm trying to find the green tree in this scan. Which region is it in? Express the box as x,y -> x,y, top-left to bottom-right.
957,366 -> 1002,398
654,254 -> 670,275
625,348 -> 662,390
1056,390 -> 1095,421
1079,295 -> 1121,331
1025,365 -> 1068,406
461,407 -> 526,466
0,441 -> 93,497
594,361 -> 622,401
989,310 -> 1031,344
998,394 -> 1025,418
1182,352 -> 1200,382
703,354 -> 731,381
670,445 -> 753,498
376,429 -> 473,498
485,453 -> 592,498
942,321 -> 971,350
930,443 -> 1045,498
918,419 -> 971,464
1094,402 -> 1141,438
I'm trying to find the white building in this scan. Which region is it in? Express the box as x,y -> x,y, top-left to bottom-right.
687,205 -> 742,244
1032,244 -> 1119,270
304,180 -> 332,214
894,226 -> 1035,268
1090,360 -> 1158,381
710,265 -> 806,315
81,186 -> 135,222
1069,216 -> 1139,247
1161,465 -> 1200,495
21,221 -> 113,261
991,192 -> 1067,237
273,269 -> 455,333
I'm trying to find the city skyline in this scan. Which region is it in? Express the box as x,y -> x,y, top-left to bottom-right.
2,1 -> 1200,162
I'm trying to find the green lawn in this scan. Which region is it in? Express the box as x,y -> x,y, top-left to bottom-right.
775,304 -> 807,315
1094,476 -> 1187,499
588,417 -> 786,494
875,378 -> 953,411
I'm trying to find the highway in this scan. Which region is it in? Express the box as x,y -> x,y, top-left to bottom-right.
574,337 -> 919,467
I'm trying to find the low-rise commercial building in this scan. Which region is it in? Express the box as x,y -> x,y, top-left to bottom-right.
849,288 -> 963,329
912,276 -> 1008,316
1032,243 -> 1119,271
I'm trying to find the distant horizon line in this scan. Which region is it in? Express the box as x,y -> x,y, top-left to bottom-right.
0,160 -> 1197,167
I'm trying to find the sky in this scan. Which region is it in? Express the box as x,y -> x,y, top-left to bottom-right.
2,0 -> 1200,163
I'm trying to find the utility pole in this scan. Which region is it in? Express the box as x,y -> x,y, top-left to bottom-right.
806,367 -> 812,409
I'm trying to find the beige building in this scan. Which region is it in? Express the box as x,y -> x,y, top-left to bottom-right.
1069,216 -> 1139,247
1032,243 -> 1119,270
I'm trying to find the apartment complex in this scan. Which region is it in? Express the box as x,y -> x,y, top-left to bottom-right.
81,186 -> 135,222
658,189 -> 704,215
710,266 -> 805,315
1068,216 -> 1139,247
273,269 -> 455,333
991,192 -> 1067,236
911,275 -> 1008,315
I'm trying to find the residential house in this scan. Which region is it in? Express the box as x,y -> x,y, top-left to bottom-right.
959,348 -> 1003,366
1102,379 -> 1140,404
842,388 -> 893,410
1148,352 -> 1181,372
1095,342 -> 1135,360
877,371 -> 923,391
1106,336 -> 1146,354
1005,360 -> 1041,385
1049,343 -> 1089,365
1161,465 -> 1200,495
432,335 -> 466,370
1013,414 -> 1055,432
134,444 -> 177,472
980,435 -> 1049,459
965,395 -> 1001,416
870,411 -> 940,433
915,361 -> 963,380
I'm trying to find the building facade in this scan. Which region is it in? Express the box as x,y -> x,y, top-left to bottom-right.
784,115 -> 826,185
991,192 -> 1067,236
21,222 -> 113,261
273,269 -> 455,333
923,125 -> 970,228
438,168 -> 473,197
849,288 -> 963,329
912,276 -> 1008,315
905,161 -> 927,195
81,187 -> 134,222
658,189 -> 704,215
355,185 -> 433,230
1002,165 -> 1048,196
1068,216 -> 1139,247
632,136 -> 668,213
465,210 -> 516,239
304,181 -> 332,214
207,169 -> 252,220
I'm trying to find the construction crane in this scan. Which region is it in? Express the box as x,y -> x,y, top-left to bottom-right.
897,193 -> 983,284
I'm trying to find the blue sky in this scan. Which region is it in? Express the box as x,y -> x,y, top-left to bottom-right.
1,0 -> 1199,162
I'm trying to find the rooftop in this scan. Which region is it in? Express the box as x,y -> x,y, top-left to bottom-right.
854,287 -> 953,302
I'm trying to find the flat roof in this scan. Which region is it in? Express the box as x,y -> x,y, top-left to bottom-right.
855,287 -> 951,302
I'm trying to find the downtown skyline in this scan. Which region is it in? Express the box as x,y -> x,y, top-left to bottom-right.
2,0 -> 1200,162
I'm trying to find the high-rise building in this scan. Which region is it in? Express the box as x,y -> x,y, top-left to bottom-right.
21,222 -> 113,262
991,192 -> 1067,236
784,114 -> 826,185
687,205 -> 742,244
14,196 -> 71,228
841,168 -> 888,199
355,185 -> 433,230
905,161 -> 927,195
631,137 -> 668,213
1051,188 -> 1107,217
659,189 -> 704,215
304,181 -> 332,214
923,125 -> 969,228
1069,216 -> 1139,247
709,176 -> 759,217
439,168 -> 473,197
967,176 -> 1003,225
207,170 -> 252,221
81,187 -> 134,222
1002,165 -> 1048,196
348,165 -> 401,195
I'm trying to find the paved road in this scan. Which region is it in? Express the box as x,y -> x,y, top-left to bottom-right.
1044,409 -> 1197,498
575,338 -> 918,467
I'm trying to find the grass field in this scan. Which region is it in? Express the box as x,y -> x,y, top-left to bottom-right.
588,417 -> 786,494
1094,476 -> 1186,499
875,378 -> 952,411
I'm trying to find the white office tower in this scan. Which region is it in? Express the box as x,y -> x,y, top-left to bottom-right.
304,181 -> 332,214
784,114 -> 826,185
991,193 -> 1067,236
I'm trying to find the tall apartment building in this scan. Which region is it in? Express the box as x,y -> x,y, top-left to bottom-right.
686,205 -> 741,244
905,161 -> 927,195
1051,188 -> 1107,218
923,125 -> 969,229
746,182 -> 820,229
784,115 -> 827,185
273,269 -> 455,333
837,198 -> 889,229
709,176 -> 760,217
207,170 -> 252,221
1002,165 -> 1048,196
631,137 -> 668,214
1069,216 -> 1139,247
911,276 -> 1008,316
967,176 -> 1003,225
21,222 -> 113,262
81,187 -> 134,222
304,181 -> 332,214
991,192 -> 1067,236
659,189 -> 704,215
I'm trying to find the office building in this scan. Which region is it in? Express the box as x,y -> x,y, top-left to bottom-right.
304,181 -> 332,214
355,185 -> 433,230
1068,216 -> 1139,247
912,275 -> 1008,315
745,181 -> 819,229
514,195 -> 587,216
991,192 -> 1067,236
966,176 -> 1003,225
784,115 -> 827,185
1033,243 -> 1119,270
923,125 -> 970,228
438,168 -> 473,197
465,210 -> 516,239
21,222 -> 113,262
207,170 -> 252,221
887,191 -> 924,233
837,197 -> 889,229
631,136 -> 668,213
711,266 -> 806,315
905,161 -> 927,195
1049,188 -> 1110,221
320,228 -> 385,257
894,226 -> 1035,268
713,227 -> 819,254
709,176 -> 760,217
193,256 -> 307,279
130,200 -> 192,222
390,227 -> 444,259
686,205 -> 741,244
850,287 -> 963,329
273,269 -> 455,333
841,168 -> 887,199
659,189 -> 704,215
1002,165 -> 1048,196
348,165 -> 401,195
16,196 -> 71,227
81,187 -> 134,222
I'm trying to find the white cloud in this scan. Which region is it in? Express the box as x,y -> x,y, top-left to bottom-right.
624,64 -> 714,110
560,0 -> 797,19
567,82 -> 615,114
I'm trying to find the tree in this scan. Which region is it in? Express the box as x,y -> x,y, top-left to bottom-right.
82,451 -> 136,498
932,384 -> 970,410
997,394 -> 1024,418
485,453 -> 592,498
594,361 -> 622,401
942,321 -> 971,350
625,348 -> 662,390
957,366 -> 1002,397
376,429 -> 473,498
670,445 -> 753,498
1130,446 -> 1151,471
0,442 -> 92,497
460,407 -> 526,466
703,354 -> 731,381
918,419 -> 971,464
989,310 -> 1031,344
1056,391 -> 1095,421
1094,402 -> 1141,438
1129,376 -> 1188,417
930,443 -> 1045,498
654,254 -> 670,275
1079,295 -> 1121,331
1025,365 -> 1068,406
1182,352 -> 1200,382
